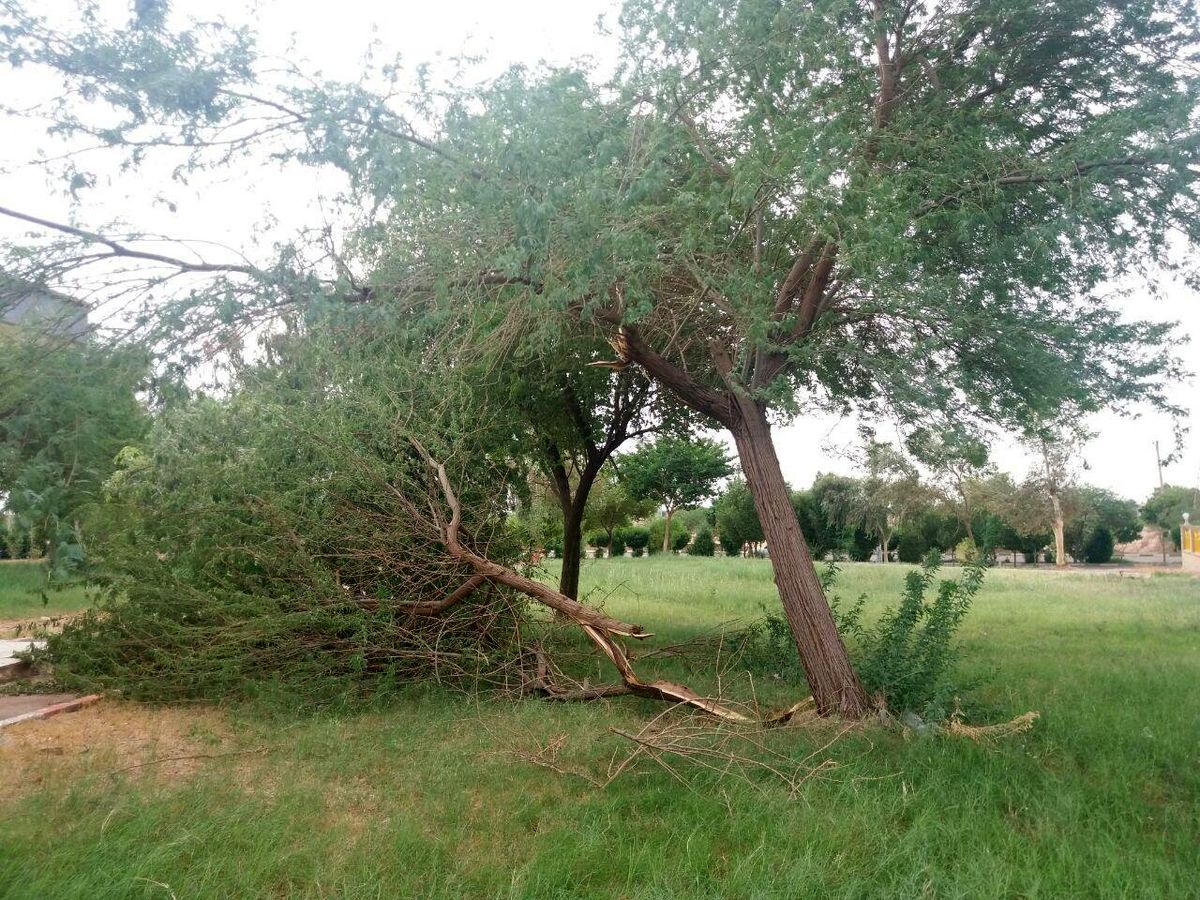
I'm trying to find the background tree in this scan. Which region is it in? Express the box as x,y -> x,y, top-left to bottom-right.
977,474 -> 1055,564
492,338 -> 691,600
1142,484 -> 1198,552
713,478 -> 763,557
846,440 -> 937,563
1064,487 -> 1142,564
582,469 -> 645,558
620,437 -> 731,553
810,473 -> 877,562
0,336 -> 150,576
1024,422 -> 1089,568
907,429 -> 994,545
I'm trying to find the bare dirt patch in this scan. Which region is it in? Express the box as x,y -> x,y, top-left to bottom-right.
0,612 -> 81,639
0,699 -> 233,804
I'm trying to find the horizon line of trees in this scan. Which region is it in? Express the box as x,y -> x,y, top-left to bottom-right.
510,441 -> 1194,567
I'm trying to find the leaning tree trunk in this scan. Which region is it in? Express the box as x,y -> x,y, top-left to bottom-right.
729,395 -> 870,717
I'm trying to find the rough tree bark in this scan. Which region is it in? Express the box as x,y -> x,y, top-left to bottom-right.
728,396 -> 871,717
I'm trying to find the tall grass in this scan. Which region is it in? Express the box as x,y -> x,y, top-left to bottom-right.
1,558 -> 1197,898
0,560 -> 93,620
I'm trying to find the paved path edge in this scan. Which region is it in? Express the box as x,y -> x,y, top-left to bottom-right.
0,693 -> 102,730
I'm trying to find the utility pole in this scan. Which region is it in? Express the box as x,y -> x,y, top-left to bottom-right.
1155,440 -> 1167,564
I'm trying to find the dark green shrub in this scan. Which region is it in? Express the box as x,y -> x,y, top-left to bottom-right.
895,531 -> 930,564
852,555 -> 983,718
1083,526 -> 1115,564
622,526 -> 649,557
689,526 -> 715,556
718,529 -> 741,556
845,527 -> 875,561
607,531 -> 627,558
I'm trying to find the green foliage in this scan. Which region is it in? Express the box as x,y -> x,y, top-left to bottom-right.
585,530 -> 609,552
955,538 -> 980,564
48,330 -> 528,705
1142,484 -> 1197,548
0,337 -> 149,579
622,526 -> 650,557
714,479 -> 762,556
845,528 -> 877,562
1083,526 -> 1116,564
1065,487 -> 1140,562
647,517 -> 690,554
688,524 -> 715,556
895,531 -> 929,564
620,438 -> 731,519
717,527 -> 741,557
851,557 -> 985,718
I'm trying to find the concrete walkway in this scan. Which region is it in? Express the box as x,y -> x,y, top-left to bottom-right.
0,693 -> 99,730
0,638 -> 43,681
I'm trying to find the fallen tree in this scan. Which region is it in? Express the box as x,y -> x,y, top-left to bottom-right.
47,328 -> 809,722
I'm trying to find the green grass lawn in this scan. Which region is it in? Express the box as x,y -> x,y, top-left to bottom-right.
1,558 -> 1198,898
0,560 -> 94,620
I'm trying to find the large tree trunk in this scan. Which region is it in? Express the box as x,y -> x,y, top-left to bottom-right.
729,396 -> 870,717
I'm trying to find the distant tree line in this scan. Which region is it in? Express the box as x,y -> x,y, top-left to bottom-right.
511,435 -> 1190,567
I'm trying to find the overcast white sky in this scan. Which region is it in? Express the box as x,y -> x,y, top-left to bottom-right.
1,0 -> 1196,503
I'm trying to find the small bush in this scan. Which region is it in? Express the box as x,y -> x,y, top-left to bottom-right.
689,526 -> 715,556
1083,527 -> 1115,564
853,555 -> 983,717
623,526 -> 649,557
954,537 -> 978,564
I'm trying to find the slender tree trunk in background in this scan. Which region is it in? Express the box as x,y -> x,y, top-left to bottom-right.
729,396 -> 870,717
662,507 -> 674,553
1050,493 -> 1067,569
551,462 -> 601,601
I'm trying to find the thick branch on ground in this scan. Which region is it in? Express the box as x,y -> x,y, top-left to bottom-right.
410,440 -> 816,724
392,574 -> 488,615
